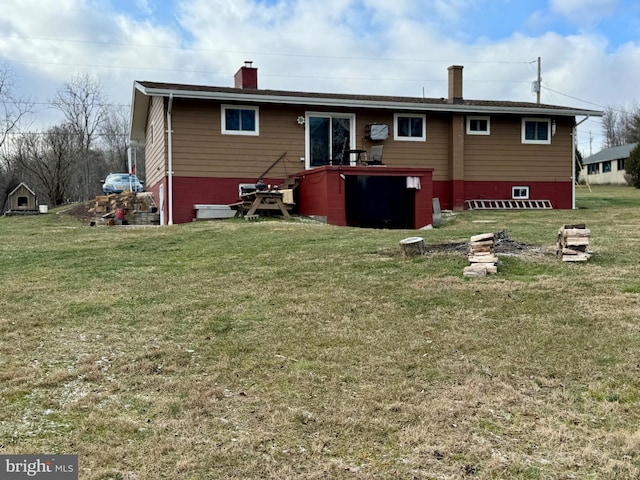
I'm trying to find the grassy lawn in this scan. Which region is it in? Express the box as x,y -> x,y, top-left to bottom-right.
1,185 -> 639,479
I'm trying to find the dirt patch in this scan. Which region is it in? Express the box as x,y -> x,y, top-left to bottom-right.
59,202 -> 95,223
419,230 -> 554,257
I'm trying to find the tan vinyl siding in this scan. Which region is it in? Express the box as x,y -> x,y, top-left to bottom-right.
464,116 -> 573,181
356,112 -> 450,180
145,96 -> 167,187
171,100 -> 305,178
168,100 -> 455,180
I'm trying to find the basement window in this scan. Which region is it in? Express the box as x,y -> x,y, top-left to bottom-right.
522,118 -> 551,144
512,186 -> 529,200
394,114 -> 426,141
222,105 -> 259,136
466,116 -> 490,135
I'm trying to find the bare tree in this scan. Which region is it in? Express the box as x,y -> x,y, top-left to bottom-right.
0,64 -> 33,150
100,106 -> 130,173
602,103 -> 640,148
51,73 -> 108,199
0,64 -> 33,212
7,125 -> 81,206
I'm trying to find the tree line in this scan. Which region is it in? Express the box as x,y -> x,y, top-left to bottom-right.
3,64 -> 640,212
601,104 -> 640,148
0,64 -> 143,213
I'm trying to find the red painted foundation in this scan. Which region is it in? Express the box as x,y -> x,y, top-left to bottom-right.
295,166 -> 434,229
463,181 -> 573,209
146,174 -> 572,225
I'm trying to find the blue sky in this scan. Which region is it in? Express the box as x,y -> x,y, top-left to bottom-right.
1,0 -> 639,152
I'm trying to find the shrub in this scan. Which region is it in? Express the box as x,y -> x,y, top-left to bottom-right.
625,144 -> 640,188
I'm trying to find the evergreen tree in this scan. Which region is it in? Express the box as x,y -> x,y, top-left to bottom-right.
625,144 -> 640,188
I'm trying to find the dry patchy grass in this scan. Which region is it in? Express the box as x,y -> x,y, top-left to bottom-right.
1,185 -> 640,479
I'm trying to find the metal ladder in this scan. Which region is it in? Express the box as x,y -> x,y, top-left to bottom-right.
466,199 -> 553,210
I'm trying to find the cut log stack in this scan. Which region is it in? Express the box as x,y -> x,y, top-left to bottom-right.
557,224 -> 591,262
464,232 -> 498,277
89,192 -> 159,225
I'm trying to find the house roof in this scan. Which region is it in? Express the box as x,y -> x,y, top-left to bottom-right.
582,143 -> 639,165
130,80 -> 603,142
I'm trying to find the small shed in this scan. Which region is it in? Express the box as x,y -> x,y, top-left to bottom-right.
5,183 -> 39,214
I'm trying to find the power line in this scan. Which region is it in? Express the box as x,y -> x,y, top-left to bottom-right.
4,58 -> 534,85
0,33 -> 537,65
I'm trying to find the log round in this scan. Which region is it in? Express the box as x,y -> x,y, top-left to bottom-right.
400,236 -> 426,257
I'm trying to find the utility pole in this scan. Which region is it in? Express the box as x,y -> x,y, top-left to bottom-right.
536,56 -> 541,104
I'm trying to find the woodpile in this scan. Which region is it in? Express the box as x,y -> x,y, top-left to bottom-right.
90,192 -> 159,225
557,224 -> 591,262
464,232 -> 498,277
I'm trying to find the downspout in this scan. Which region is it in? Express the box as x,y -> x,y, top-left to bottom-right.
573,116 -> 590,209
167,93 -> 174,225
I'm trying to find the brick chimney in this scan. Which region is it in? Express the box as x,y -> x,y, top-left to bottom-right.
234,61 -> 258,89
447,65 -> 463,104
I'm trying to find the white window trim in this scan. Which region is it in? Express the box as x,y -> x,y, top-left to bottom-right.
221,105 -> 260,136
393,113 -> 426,142
512,186 -> 530,200
304,112 -> 356,169
521,117 -> 551,144
466,116 -> 490,135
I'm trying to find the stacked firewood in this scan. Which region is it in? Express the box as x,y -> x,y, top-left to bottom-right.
89,192 -> 158,225
464,232 -> 498,277
557,224 -> 591,262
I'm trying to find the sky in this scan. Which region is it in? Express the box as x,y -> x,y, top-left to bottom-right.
1,0 -> 639,155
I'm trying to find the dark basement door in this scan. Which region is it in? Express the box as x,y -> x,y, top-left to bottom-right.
345,175 -> 415,229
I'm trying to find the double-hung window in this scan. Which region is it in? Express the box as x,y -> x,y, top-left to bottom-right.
522,118 -> 551,144
394,114 -> 426,141
222,105 -> 259,135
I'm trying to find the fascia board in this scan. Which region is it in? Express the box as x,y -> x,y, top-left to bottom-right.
137,85 -> 602,118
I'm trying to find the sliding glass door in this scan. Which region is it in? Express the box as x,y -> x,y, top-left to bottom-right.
306,113 -> 355,168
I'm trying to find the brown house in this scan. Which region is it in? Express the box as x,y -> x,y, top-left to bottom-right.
4,183 -> 38,215
129,63 -> 601,226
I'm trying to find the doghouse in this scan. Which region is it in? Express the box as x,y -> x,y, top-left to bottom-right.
5,183 -> 39,215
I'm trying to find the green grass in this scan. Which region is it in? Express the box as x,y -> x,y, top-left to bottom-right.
1,185 -> 640,479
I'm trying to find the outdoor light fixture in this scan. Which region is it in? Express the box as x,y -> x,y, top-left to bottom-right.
296,115 -> 305,126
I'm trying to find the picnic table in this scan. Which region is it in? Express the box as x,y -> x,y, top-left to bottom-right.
233,191 -> 292,219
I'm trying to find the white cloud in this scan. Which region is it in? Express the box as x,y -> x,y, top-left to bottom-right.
0,0 -> 638,152
549,0 -> 617,25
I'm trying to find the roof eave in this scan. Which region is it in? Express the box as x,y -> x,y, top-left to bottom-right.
135,84 -> 602,118
129,82 -> 152,142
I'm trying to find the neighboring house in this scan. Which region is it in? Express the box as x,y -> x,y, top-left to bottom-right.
129,63 -> 601,226
4,182 -> 38,215
580,143 -> 638,185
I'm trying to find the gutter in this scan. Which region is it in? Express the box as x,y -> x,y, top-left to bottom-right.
167,93 -> 174,225
134,83 -> 602,118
